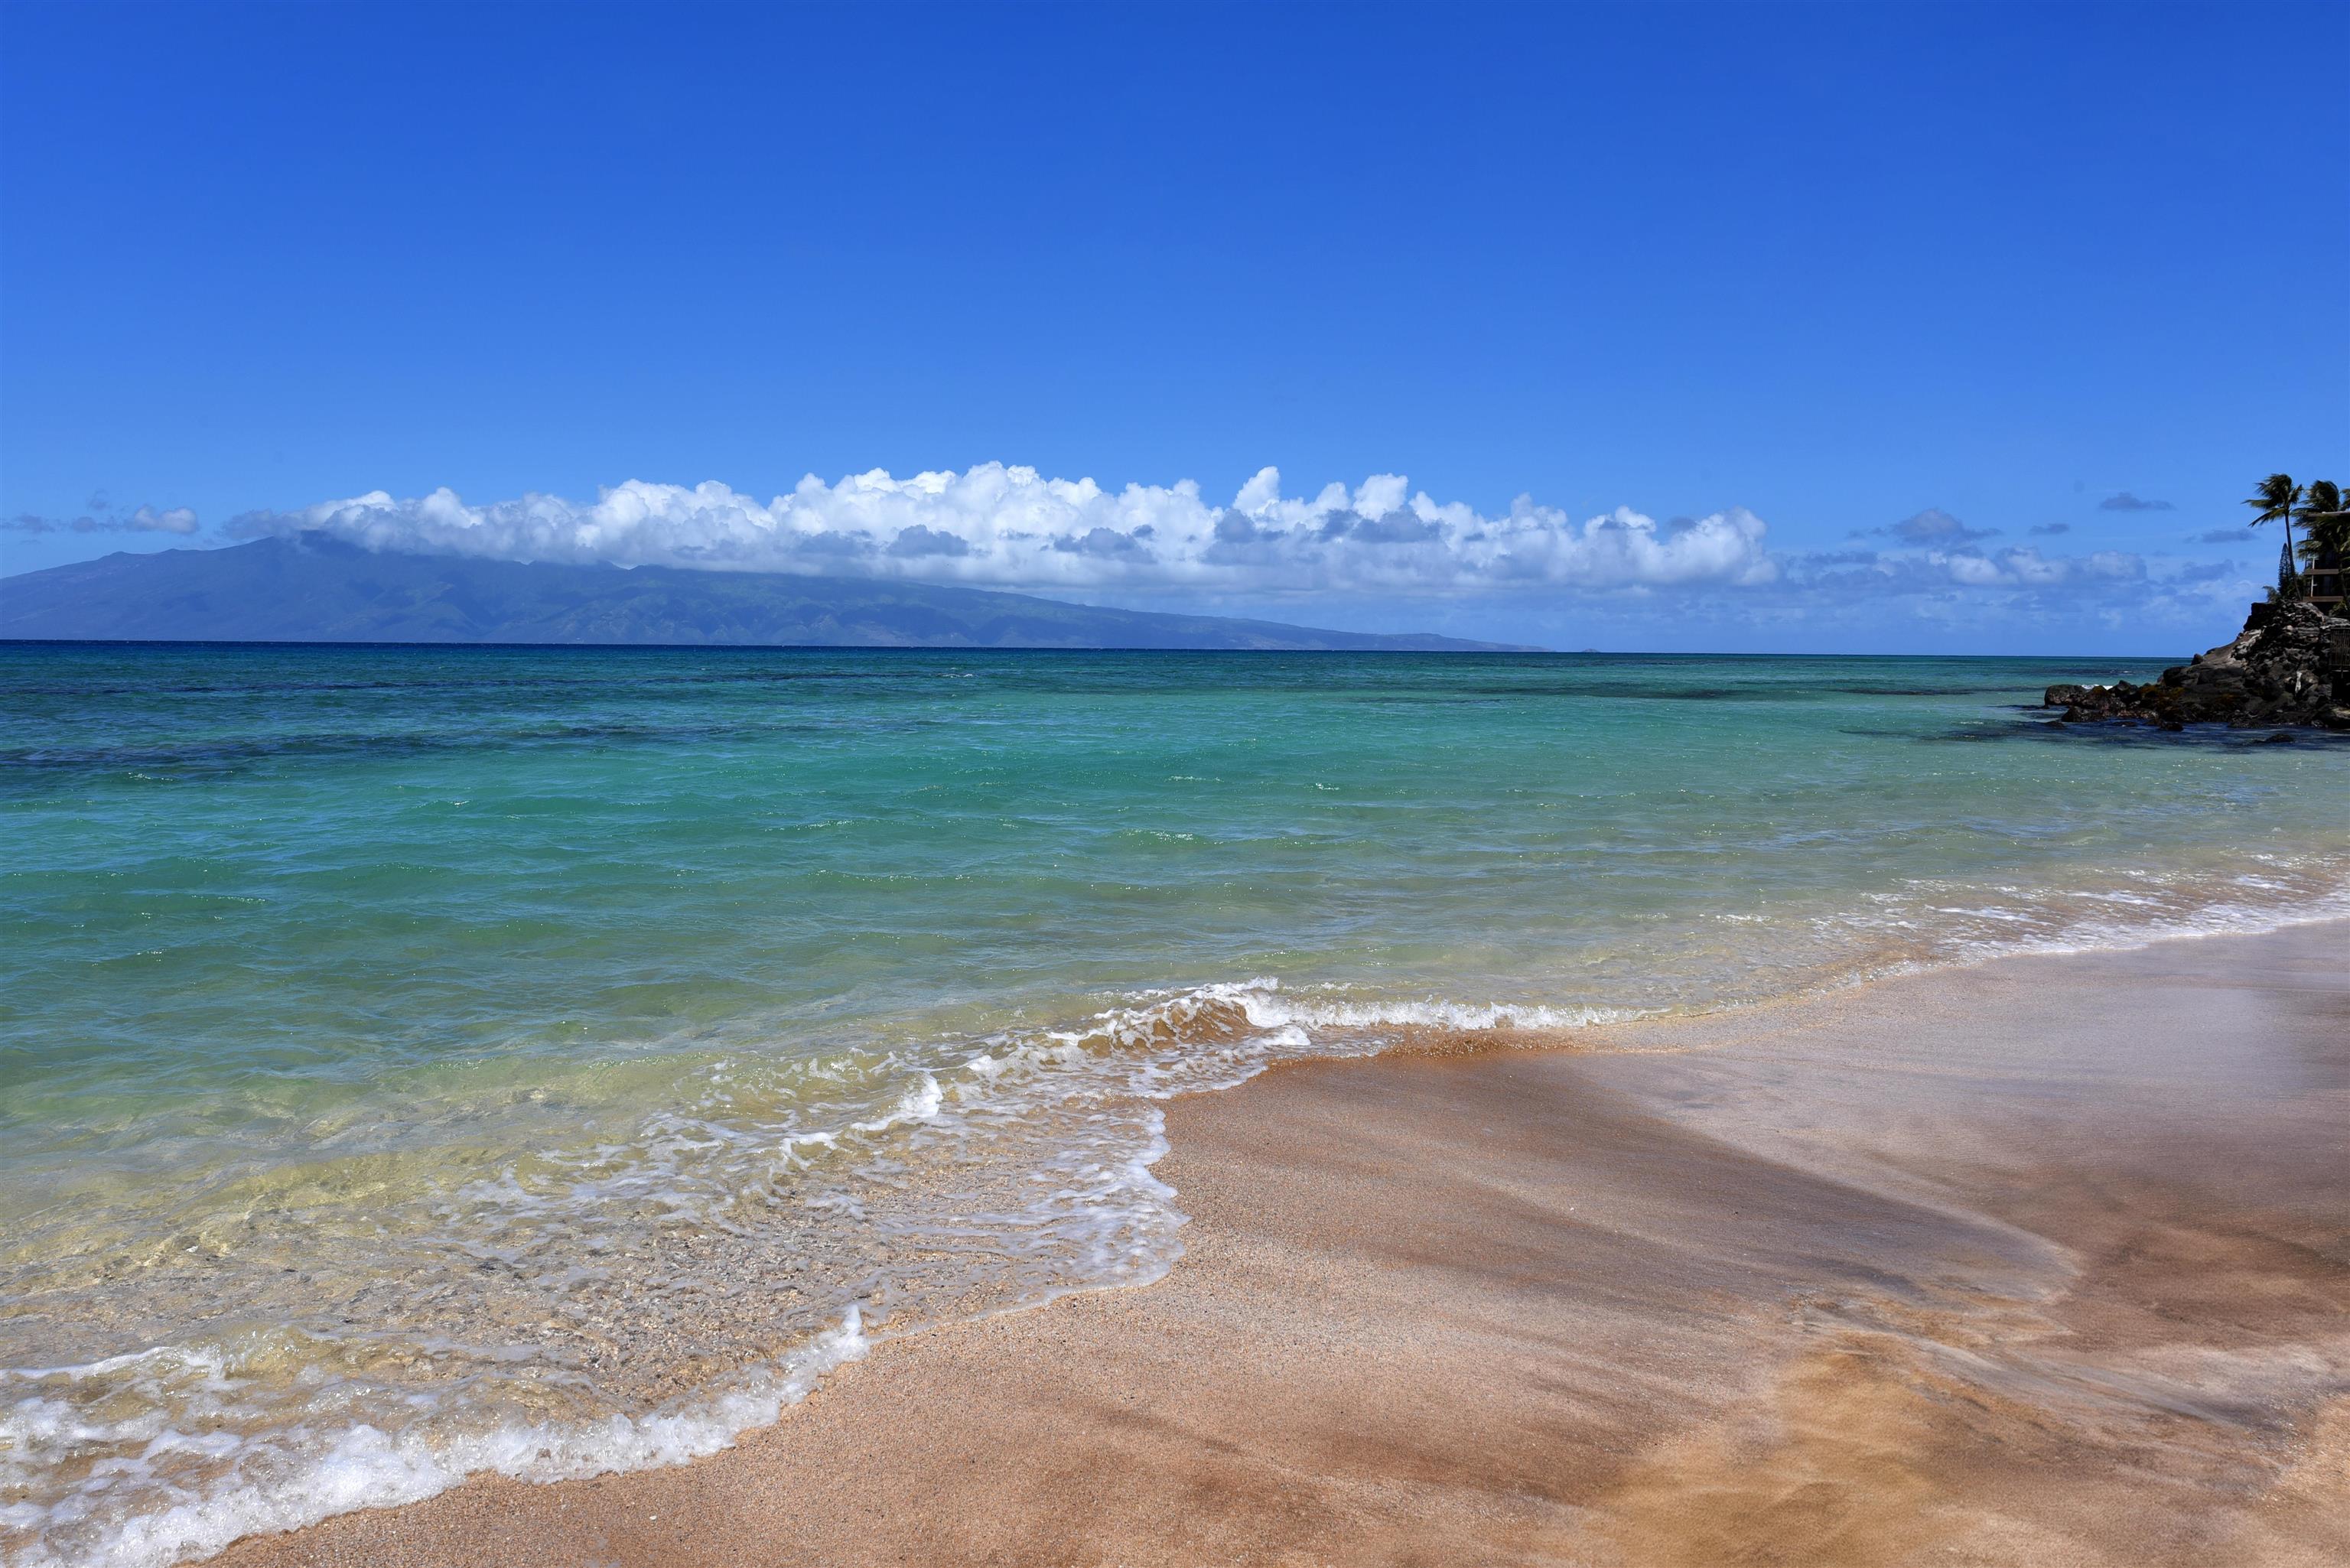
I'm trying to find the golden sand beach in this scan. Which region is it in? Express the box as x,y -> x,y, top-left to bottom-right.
216,920 -> 2350,1567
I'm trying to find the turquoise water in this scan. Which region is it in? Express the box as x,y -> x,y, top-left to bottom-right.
5,642 -> 2348,1566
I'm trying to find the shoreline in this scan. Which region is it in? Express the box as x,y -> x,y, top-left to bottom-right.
209,918 -> 2350,1566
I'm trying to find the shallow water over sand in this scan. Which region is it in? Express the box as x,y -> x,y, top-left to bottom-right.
4,643 -> 2346,1566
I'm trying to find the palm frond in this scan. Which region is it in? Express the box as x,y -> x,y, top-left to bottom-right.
2245,471 -> 2300,525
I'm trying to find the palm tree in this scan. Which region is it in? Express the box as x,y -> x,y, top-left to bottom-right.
2247,472 -> 2302,551
2293,479 -> 2347,565
2247,473 -> 2303,594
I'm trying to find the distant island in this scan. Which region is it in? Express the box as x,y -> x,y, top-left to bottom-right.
0,535 -> 1538,652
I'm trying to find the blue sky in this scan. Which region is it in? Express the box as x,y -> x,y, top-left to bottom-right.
2,0 -> 2343,652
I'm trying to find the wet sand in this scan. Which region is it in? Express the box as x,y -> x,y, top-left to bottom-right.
219,922 -> 2350,1567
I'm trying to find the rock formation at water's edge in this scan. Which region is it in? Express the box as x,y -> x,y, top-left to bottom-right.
2045,602 -> 2350,730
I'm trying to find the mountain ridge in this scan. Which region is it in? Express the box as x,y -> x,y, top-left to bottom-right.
0,536 -> 1539,652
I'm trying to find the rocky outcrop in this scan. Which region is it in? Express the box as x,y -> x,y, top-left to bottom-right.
2046,602 -> 2350,730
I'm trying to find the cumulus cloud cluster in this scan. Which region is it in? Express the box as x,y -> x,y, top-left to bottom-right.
204,466 -> 2244,633
230,466 -> 1782,597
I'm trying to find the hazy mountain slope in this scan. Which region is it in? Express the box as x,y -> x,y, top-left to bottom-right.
0,536 -> 1533,650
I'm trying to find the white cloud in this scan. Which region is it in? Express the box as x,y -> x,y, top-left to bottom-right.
1878,507 -> 1998,545
5,503 -> 198,535
231,465 -> 1782,596
125,505 -> 199,534
1925,546 -> 2143,588
220,467 -> 2225,631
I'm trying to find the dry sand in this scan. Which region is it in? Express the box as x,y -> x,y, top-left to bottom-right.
218,922 -> 2350,1567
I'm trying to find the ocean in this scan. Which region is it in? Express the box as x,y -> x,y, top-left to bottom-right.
5,642 -> 2346,1567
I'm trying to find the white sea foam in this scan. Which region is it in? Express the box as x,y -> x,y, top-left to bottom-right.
2,1313 -> 870,1568
1238,988 -> 1646,1033
1833,854 -> 2350,979
2,968 -> 1632,1568
8,857 -> 2348,1568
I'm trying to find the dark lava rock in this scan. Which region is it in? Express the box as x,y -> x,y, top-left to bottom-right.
2044,603 -> 2350,730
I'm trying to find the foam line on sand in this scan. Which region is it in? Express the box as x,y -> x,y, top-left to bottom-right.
218,920 -> 2350,1568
